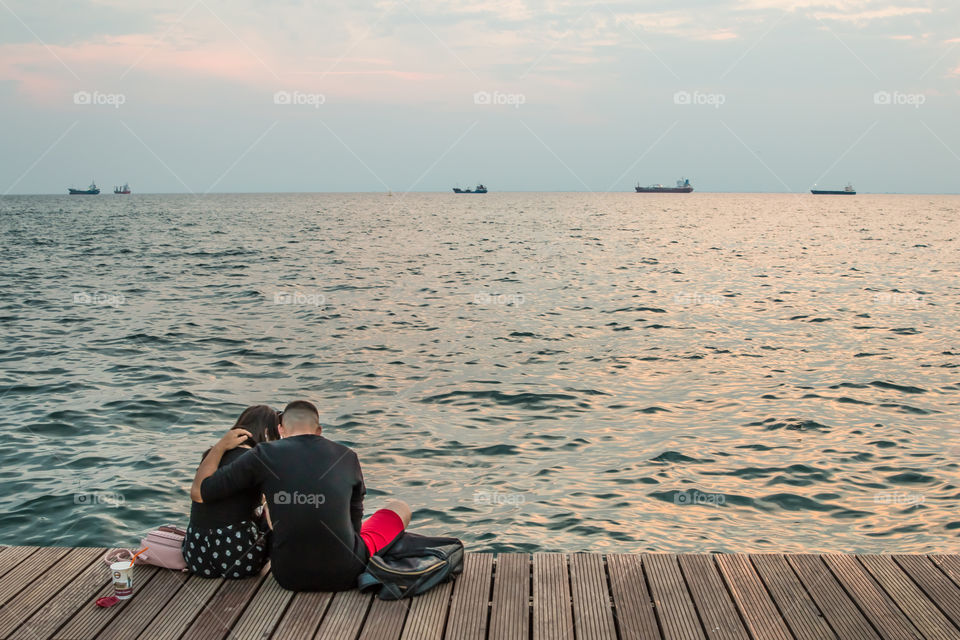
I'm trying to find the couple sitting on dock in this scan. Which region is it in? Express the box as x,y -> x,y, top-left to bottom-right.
187,400 -> 412,591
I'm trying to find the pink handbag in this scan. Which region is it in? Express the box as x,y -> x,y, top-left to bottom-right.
103,525 -> 188,572
136,525 -> 188,571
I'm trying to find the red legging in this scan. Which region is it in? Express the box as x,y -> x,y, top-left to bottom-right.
359,508 -> 405,555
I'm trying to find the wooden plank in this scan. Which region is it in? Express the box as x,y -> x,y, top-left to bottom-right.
0,547 -> 103,638
715,554 -> 791,640
569,553 -> 617,640
0,547 -> 40,580
821,554 -> 918,640
678,555 -> 748,640
271,592 -> 333,640
400,582 -> 454,640
230,574 -> 294,640
607,554 -> 659,640
357,598 -> 409,640
133,574 -> 223,640
489,553 -> 530,640
532,553 -> 573,640
895,555 -> 960,629
932,555 -> 960,590
7,549 -> 960,640
444,552 -> 493,640
315,590 -> 373,640
644,553 -> 705,640
10,551 -> 112,640
53,565 -> 160,640
788,554 -> 879,640
0,547 -> 71,605
858,555 -> 960,640
180,574 -> 265,640
97,569 -> 192,640
751,554 -> 835,640
677,555 -> 748,640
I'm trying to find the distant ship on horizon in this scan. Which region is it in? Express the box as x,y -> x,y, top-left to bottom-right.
811,183 -> 856,195
453,184 -> 488,194
635,178 -> 693,193
114,183 -> 131,194
68,181 -> 100,195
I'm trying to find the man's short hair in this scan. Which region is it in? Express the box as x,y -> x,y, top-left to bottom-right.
282,400 -> 319,425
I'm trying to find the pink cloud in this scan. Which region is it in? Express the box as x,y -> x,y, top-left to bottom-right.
0,34 -> 440,107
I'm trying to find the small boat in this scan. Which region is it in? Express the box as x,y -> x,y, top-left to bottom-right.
811,183 -> 856,195
68,181 -> 100,195
453,184 -> 488,194
114,183 -> 131,194
635,178 -> 693,193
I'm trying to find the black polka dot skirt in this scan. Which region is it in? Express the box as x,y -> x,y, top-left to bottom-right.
183,520 -> 269,579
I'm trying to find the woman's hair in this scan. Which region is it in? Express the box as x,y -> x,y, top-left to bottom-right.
202,405 -> 279,460
232,404 -> 281,446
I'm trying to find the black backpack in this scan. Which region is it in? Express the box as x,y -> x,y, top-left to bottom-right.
357,532 -> 464,600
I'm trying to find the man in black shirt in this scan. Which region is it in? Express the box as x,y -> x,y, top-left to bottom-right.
190,400 -> 411,591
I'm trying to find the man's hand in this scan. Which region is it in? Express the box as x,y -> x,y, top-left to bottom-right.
217,429 -> 252,451
190,428 -> 253,503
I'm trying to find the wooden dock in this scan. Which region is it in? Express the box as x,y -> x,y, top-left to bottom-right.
2,547 -> 960,639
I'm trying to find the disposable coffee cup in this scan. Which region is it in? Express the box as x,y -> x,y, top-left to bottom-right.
110,561 -> 134,600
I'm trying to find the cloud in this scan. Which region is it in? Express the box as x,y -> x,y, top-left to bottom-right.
812,6 -> 932,23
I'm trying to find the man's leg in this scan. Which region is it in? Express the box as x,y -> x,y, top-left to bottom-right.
383,498 -> 412,528
360,499 -> 411,556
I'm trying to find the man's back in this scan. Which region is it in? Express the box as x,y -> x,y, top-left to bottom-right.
201,434 -> 367,591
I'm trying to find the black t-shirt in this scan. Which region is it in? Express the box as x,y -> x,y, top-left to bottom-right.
188,447 -> 260,529
200,434 -> 367,591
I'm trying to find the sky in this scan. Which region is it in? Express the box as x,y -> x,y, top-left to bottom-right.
1,0 -> 958,194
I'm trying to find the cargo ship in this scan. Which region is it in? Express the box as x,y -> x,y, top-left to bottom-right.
811,184 -> 855,195
114,183 -> 131,194
68,181 -> 100,195
453,184 -> 487,194
635,178 -> 693,193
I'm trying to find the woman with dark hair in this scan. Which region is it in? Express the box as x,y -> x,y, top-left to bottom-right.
183,405 -> 279,578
